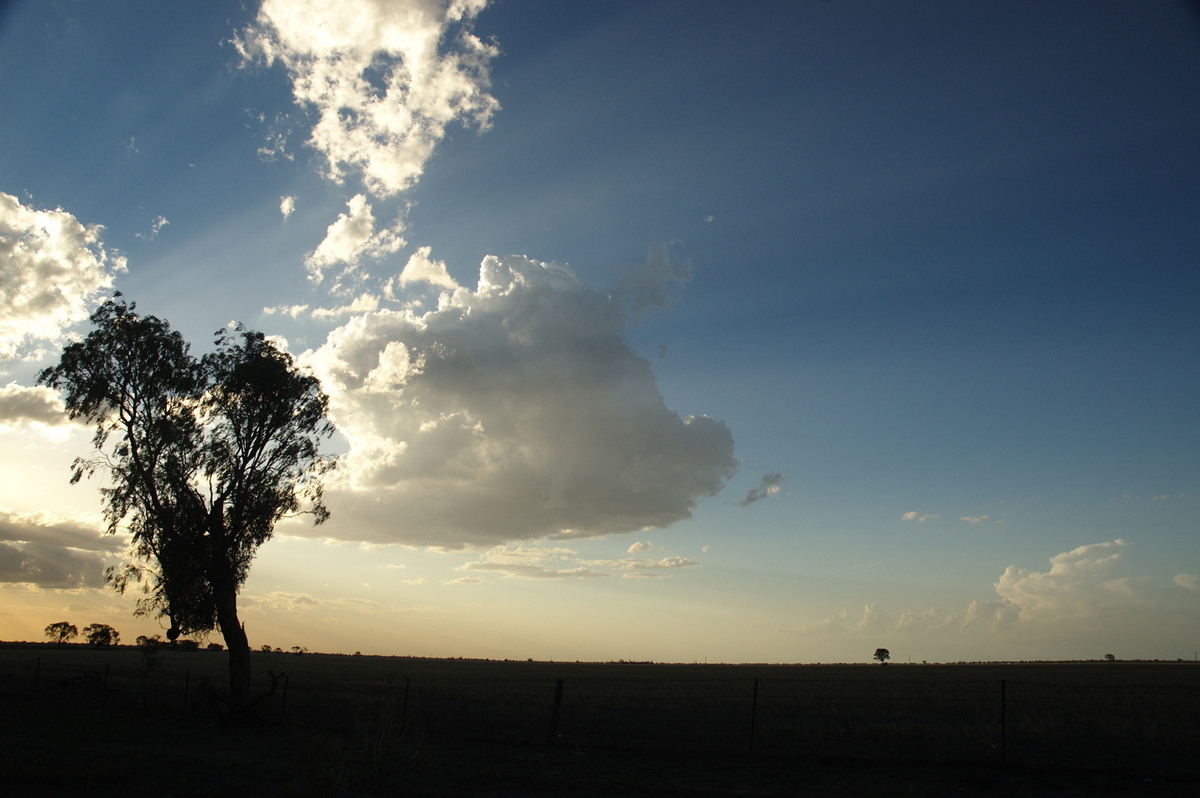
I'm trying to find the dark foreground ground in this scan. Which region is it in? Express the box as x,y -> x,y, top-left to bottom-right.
2,647 -> 1196,796
2,688 -> 1191,797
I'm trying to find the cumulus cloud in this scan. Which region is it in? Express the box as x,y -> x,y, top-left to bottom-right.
960,515 -> 990,524
0,384 -> 71,428
901,511 -> 939,522
964,598 -> 1020,630
627,540 -> 653,554
805,539 -> 1169,643
739,472 -> 783,508
305,253 -> 736,548
0,192 -> 126,364
236,0 -> 499,199
994,539 -> 1132,621
395,245 -> 459,290
856,603 -> 893,634
305,194 -> 406,288
280,195 -> 296,219
0,508 -> 116,589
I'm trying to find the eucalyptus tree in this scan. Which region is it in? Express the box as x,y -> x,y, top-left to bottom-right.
39,296 -> 334,705
44,621 -> 78,645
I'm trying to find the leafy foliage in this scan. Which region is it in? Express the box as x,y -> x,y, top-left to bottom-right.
44,621 -> 78,645
873,648 -> 891,664
38,296 -> 335,702
82,623 -> 120,647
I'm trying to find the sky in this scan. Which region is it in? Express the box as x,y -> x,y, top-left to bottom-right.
1,0 -> 1198,664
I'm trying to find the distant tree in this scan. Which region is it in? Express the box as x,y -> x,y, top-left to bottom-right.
873,648 -> 891,665
176,639 -> 201,651
207,642 -> 224,651
1104,653 -> 1116,662
45,621 -> 78,645
39,296 -> 334,706
135,634 -> 162,649
259,644 -> 273,653
290,645 -> 307,655
82,623 -> 120,647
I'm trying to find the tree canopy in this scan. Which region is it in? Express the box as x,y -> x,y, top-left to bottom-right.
45,621 -> 78,645
39,296 -> 335,703
82,623 -> 119,647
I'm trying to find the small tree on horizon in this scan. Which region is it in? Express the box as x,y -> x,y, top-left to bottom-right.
82,623 -> 120,647
45,621 -> 78,645
873,648 -> 891,665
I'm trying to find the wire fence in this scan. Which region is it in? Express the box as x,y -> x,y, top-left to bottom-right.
11,650 -> 1200,775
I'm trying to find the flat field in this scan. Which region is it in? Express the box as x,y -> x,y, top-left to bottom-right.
1,643 -> 1196,796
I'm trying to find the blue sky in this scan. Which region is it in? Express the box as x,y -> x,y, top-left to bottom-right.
1,0 -> 1198,663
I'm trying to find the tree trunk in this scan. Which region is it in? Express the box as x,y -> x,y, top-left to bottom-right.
215,584 -> 251,707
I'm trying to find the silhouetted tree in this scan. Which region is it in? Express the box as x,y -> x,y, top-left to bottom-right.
873,648 -> 890,665
44,619 -> 78,643
45,621 -> 78,645
82,623 -> 120,647
39,296 -> 334,706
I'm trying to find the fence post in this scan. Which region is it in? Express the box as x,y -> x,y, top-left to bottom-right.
999,679 -> 1007,764
545,678 -> 564,744
748,677 -> 760,754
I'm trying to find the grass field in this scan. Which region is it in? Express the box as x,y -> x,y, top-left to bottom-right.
2,643 -> 1197,796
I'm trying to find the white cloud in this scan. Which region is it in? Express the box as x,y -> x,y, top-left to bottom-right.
739,472 -> 783,508
305,253 -> 736,548
457,543 -> 699,581
901,511 -> 939,522
994,539 -> 1132,621
236,0 -> 499,199
396,245 -> 459,290
304,194 -> 406,288
264,294 -> 384,321
856,603 -> 893,634
803,539 -> 1182,646
280,195 -> 296,219
460,545 -> 608,580
895,607 -> 961,633
960,515 -> 990,524
627,540 -> 653,554
0,192 -> 126,364
134,215 -> 169,241
0,384 -> 71,428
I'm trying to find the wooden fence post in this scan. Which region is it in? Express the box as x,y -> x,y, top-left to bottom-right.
545,678 -> 564,744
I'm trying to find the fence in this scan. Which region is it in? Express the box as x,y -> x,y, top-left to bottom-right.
8,650 -> 1199,775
